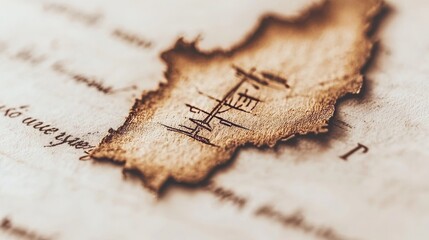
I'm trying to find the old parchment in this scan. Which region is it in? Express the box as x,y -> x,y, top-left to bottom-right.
92,0 -> 383,190
0,0 -> 428,240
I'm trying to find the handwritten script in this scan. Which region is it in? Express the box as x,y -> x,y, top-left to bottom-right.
91,0 -> 383,191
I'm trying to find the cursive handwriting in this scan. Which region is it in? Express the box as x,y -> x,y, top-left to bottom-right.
254,205 -> 349,240
43,3 -> 102,26
0,103 -> 95,160
112,28 -> 152,49
204,181 -> 247,208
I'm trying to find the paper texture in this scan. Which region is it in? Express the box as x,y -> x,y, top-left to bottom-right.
0,0 -> 428,239
92,0 -> 383,191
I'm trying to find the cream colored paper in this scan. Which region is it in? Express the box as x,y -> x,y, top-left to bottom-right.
0,0 -> 428,240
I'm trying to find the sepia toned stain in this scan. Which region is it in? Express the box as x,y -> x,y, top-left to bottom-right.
91,0 -> 384,191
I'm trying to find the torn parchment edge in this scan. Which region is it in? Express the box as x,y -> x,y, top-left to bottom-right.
91,0 -> 385,193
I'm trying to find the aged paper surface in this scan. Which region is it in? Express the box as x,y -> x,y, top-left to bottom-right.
0,0 -> 429,240
92,0 -> 383,190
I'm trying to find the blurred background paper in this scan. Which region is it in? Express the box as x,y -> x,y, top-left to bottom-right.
0,0 -> 428,239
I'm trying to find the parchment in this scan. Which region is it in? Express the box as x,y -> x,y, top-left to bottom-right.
92,0 -> 383,191
0,0 -> 428,240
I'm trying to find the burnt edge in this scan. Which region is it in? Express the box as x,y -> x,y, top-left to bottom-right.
91,0 -> 386,193
93,0 -> 328,144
